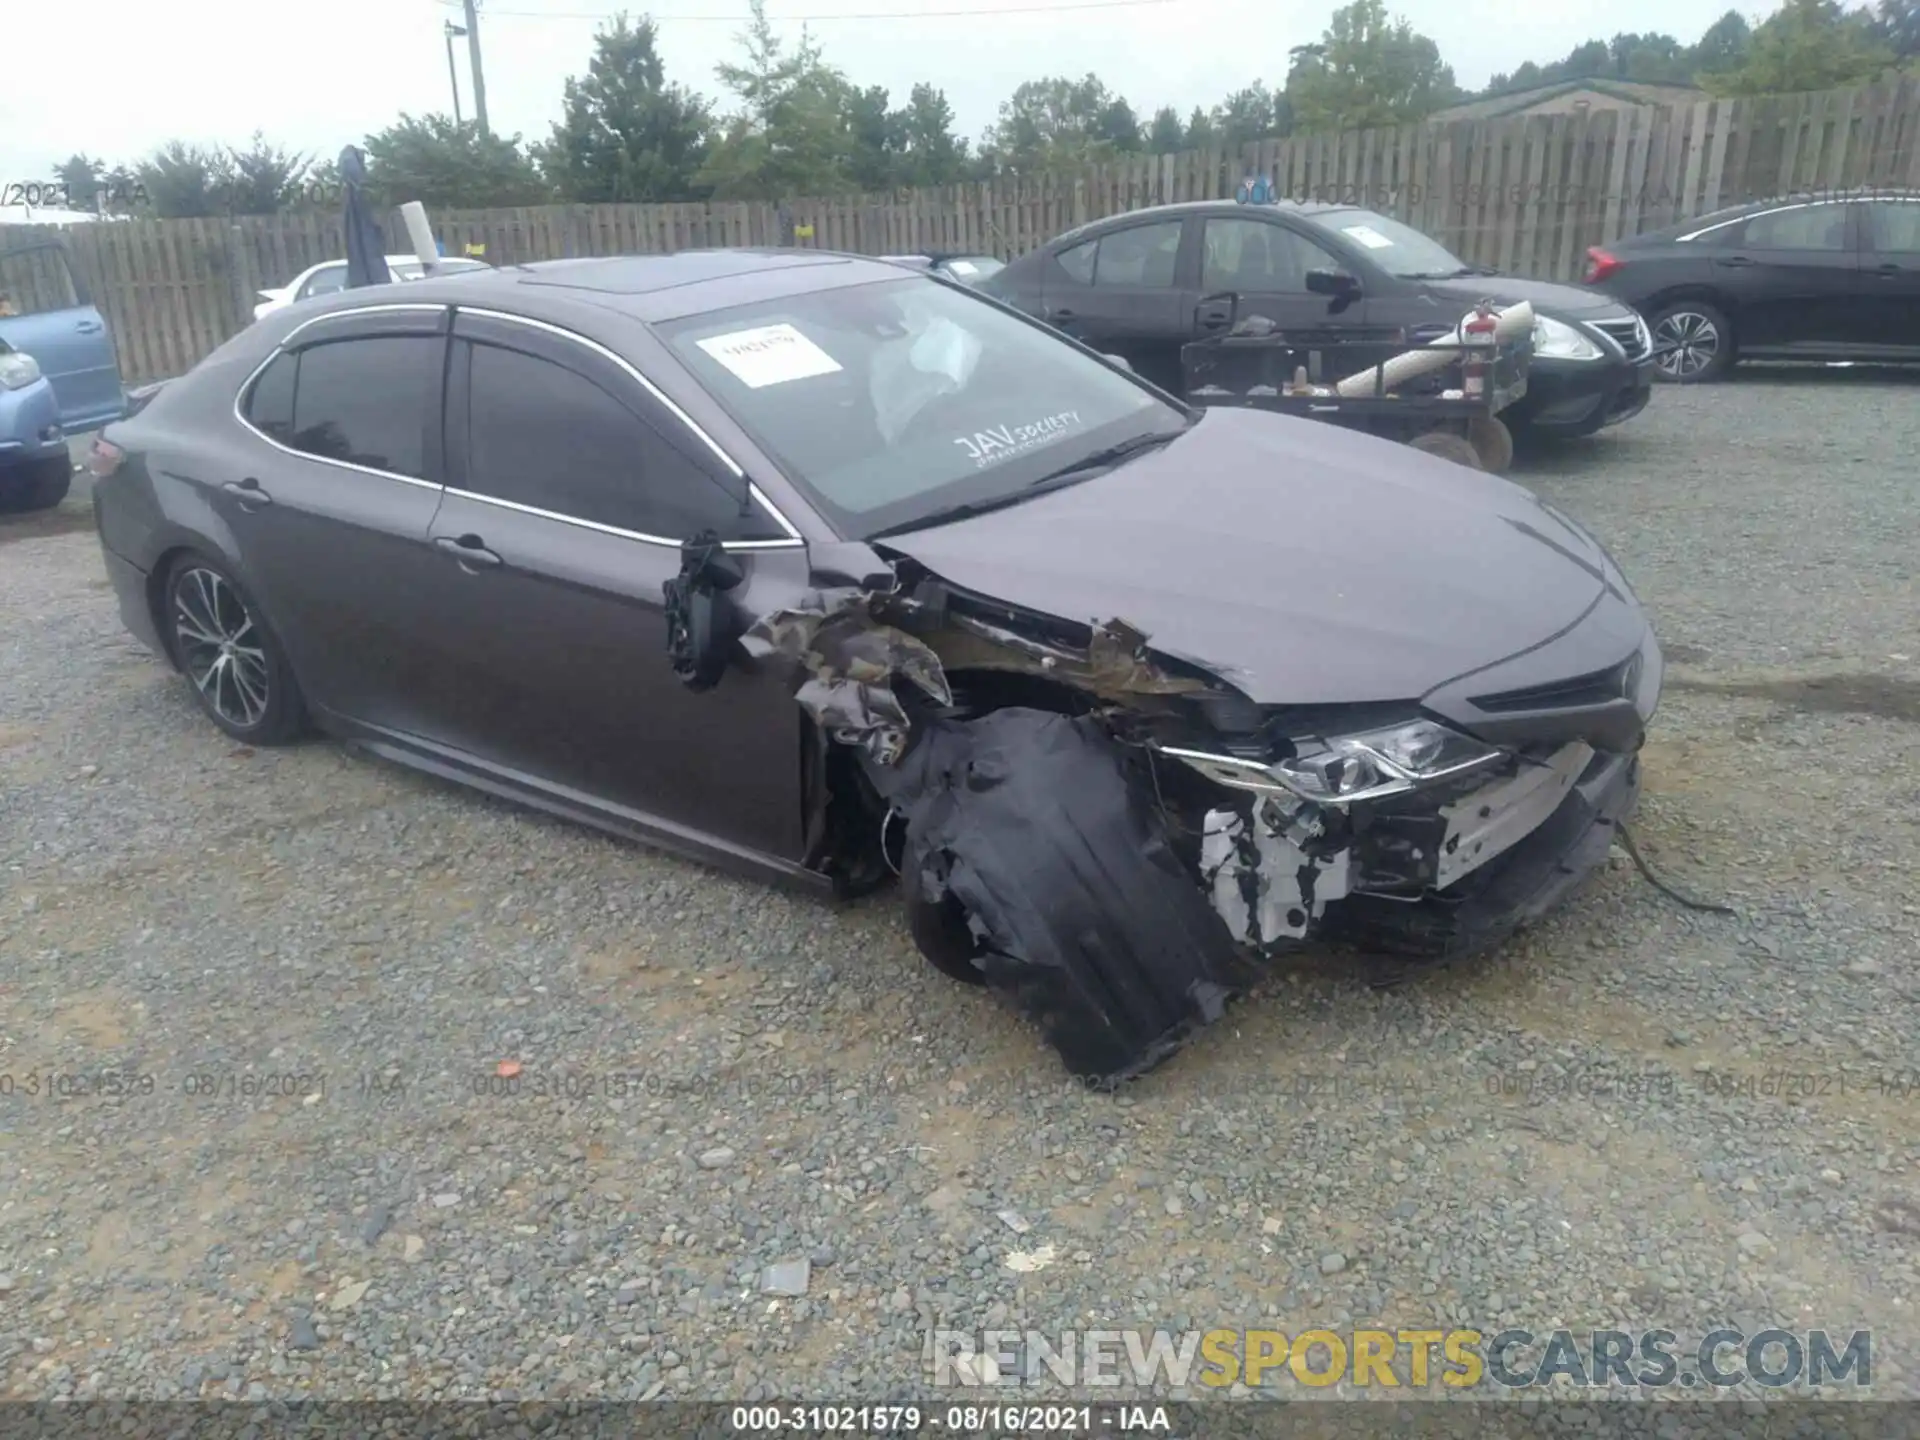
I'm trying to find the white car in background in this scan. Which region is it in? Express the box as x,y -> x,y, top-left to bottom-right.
252,255 -> 491,321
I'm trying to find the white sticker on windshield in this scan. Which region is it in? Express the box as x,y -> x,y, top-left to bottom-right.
696,323 -> 843,388
1341,224 -> 1394,249
947,259 -> 978,276
953,410 -> 1083,468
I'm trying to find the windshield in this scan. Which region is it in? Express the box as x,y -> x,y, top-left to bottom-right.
660,276 -> 1181,539
1304,209 -> 1476,278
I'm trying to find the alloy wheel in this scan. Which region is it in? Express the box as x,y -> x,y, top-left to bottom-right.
172,567 -> 270,729
1653,311 -> 1720,379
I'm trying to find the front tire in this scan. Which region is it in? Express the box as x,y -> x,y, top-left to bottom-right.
906,887 -> 989,986
164,555 -> 307,745
1467,415 -> 1515,474
1650,301 -> 1733,383
0,455 -> 73,514
1408,429 -> 1484,470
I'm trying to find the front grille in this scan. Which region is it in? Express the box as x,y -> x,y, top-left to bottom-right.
1593,316 -> 1650,361
1470,659 -> 1633,714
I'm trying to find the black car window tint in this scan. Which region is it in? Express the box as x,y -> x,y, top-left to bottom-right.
1869,201 -> 1920,254
1093,222 -> 1182,288
285,336 -> 435,477
1742,204 -> 1847,250
244,351 -> 299,444
463,341 -> 779,542
1055,240 -> 1097,284
1200,219 -> 1334,292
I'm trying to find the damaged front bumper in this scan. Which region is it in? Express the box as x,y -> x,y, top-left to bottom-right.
1200,739 -> 1640,961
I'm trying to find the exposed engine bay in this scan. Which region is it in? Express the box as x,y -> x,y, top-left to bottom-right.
667,534 -> 1650,1087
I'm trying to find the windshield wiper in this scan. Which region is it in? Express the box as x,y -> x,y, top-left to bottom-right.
864,428 -> 1185,541
1026,426 -> 1182,486
1398,265 -> 1502,280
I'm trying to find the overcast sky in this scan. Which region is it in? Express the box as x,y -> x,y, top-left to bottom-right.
4,0 -> 1763,185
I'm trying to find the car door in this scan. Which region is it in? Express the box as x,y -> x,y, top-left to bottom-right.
1860,197 -> 1920,353
0,240 -> 124,431
1709,200 -> 1865,349
222,306 -> 452,733
1189,215 -> 1369,337
407,309 -> 811,860
1039,218 -> 1192,392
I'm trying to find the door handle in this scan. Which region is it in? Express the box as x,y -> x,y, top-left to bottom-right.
1049,307 -> 1077,322
1719,255 -> 1755,267
1198,311 -> 1231,330
221,478 -> 272,509
434,534 -> 502,570
1876,261 -> 1903,275
76,319 -> 104,334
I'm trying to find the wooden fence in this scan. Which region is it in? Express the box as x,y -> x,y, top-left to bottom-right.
5,74 -> 1919,385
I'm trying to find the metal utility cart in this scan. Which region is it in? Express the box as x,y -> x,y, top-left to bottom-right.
1178,296 -> 1534,475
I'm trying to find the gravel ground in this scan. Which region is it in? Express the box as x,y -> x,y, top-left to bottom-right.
3,369 -> 1918,1408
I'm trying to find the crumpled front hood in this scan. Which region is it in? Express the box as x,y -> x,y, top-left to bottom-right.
879,408 -> 1612,706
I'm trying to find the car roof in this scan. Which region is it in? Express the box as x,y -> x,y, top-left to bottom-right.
386,248 -> 921,323
1044,198 -> 1363,247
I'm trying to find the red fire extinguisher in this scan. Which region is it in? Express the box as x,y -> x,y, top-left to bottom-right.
1462,305 -> 1497,398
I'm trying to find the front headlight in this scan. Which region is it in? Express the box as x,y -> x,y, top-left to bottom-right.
1160,719 -> 1506,807
0,351 -> 42,390
1531,315 -> 1603,362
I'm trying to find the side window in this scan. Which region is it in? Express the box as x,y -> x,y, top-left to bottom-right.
1867,201 -> 1920,254
1093,222 -> 1183,288
463,341 -> 782,542
300,266 -> 349,300
1201,219 -> 1340,292
0,245 -> 81,317
283,336 -> 438,477
243,352 -> 298,443
1055,240 -> 1096,285
1741,204 -> 1847,250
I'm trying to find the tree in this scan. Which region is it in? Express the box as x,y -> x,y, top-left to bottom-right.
842,85 -> 904,191
226,133 -> 310,214
700,0 -> 851,199
1692,10 -> 1756,75
1871,0 -> 1920,57
897,83 -> 968,187
544,13 -> 712,203
1183,106 -> 1218,148
51,155 -> 106,211
1212,83 -> 1289,151
1703,0 -> 1894,95
362,114 -> 550,209
1147,105 -> 1185,152
135,142 -> 236,219
1285,0 -> 1460,132
981,74 -> 1135,172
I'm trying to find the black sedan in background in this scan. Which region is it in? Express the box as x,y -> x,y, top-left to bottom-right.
86,250 -> 1659,1082
979,200 -> 1656,442
1584,189 -> 1920,382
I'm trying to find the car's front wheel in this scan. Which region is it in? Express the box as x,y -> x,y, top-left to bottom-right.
0,455 -> 73,514
164,555 -> 307,744
1650,301 -> 1733,383
905,886 -> 989,986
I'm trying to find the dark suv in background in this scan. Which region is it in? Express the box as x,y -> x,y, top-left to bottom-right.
1583,190 -> 1920,382
979,200 -> 1656,443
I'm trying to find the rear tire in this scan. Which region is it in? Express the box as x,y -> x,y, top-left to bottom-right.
1408,429 -> 1484,470
1649,301 -> 1734,383
0,455 -> 73,514
163,554 -> 308,745
1467,415 -> 1514,475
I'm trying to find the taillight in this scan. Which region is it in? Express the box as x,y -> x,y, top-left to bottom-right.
87,438 -> 125,478
1584,247 -> 1622,285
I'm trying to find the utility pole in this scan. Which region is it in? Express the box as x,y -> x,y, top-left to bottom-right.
444,20 -> 466,127
462,0 -> 491,139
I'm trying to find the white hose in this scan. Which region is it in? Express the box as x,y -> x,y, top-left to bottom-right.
1332,301 -> 1534,398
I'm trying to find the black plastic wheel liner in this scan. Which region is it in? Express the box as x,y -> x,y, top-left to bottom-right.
862,708 -> 1254,1085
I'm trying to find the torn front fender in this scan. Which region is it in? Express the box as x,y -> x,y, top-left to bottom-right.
741,589 -> 952,766
864,707 -> 1254,1084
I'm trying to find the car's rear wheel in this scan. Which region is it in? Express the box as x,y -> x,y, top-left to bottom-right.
164,555 -> 307,745
1650,302 -> 1733,383
0,455 -> 73,514
1467,415 -> 1514,475
1408,429 -> 1484,469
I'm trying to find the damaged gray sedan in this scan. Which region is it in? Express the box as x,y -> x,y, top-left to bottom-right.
89,250 -> 1661,1085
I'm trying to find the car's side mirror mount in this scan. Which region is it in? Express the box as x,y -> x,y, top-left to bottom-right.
663,532 -> 746,692
1306,268 -> 1362,312
1102,352 -> 1133,372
